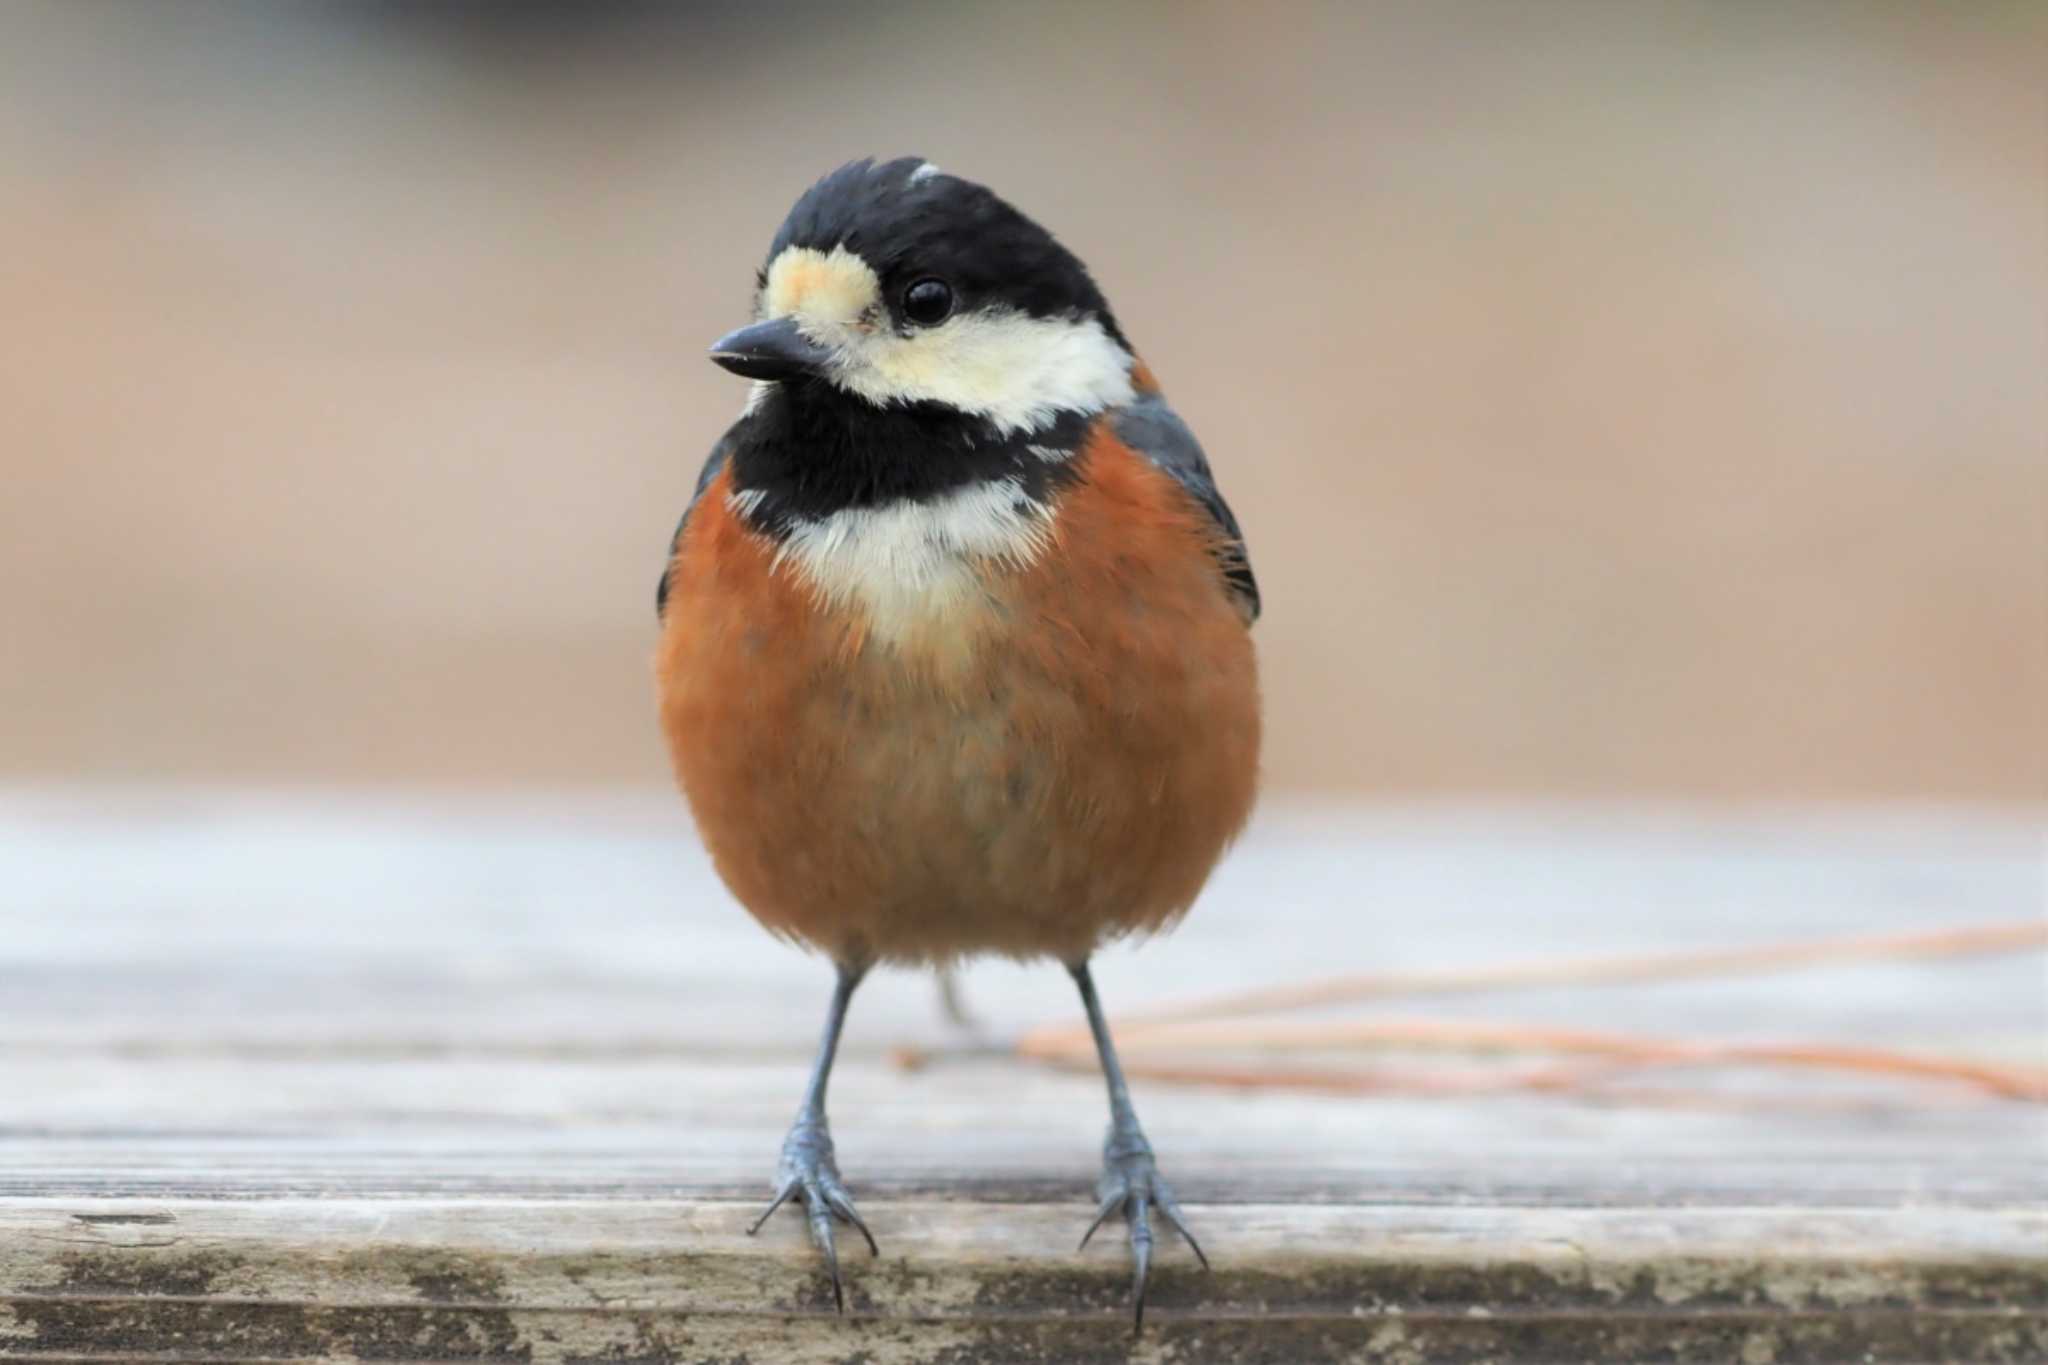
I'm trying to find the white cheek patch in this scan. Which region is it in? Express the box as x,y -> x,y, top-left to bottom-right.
753,246 -> 1135,437
835,310 -> 1135,438
771,478 -> 1053,644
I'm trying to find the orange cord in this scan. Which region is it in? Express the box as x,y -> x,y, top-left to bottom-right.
1009,918 -> 2048,1103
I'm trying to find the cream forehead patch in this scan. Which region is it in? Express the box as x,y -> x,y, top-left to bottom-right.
762,245 -> 878,325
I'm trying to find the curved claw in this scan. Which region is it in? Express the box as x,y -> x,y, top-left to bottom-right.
747,1181 -> 798,1236
1154,1184 -> 1209,1270
1077,1191 -> 1123,1252
826,1187 -> 880,1256
1128,1191 -> 1155,1330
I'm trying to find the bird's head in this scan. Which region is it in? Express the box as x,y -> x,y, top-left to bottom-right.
710,158 -> 1136,438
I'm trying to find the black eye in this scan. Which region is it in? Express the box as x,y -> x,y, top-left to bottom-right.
901,278 -> 953,326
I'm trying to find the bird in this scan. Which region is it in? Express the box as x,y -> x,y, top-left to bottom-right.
654,156 -> 1260,1327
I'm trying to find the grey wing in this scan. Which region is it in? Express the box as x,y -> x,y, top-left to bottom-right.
655,426 -> 738,617
1110,395 -> 1260,622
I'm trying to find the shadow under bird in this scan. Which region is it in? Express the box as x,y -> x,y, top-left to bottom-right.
654,157 -> 1261,1328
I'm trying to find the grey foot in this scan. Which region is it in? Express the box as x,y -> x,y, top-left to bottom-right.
1077,1125 -> 1208,1329
747,1119 -> 877,1312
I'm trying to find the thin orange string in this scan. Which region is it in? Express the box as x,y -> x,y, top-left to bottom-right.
1007,918 -> 2048,1103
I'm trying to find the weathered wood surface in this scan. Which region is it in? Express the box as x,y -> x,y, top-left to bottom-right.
1,791 -> 2043,1362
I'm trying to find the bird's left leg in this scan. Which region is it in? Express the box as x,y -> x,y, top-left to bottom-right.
1068,959 -> 1208,1329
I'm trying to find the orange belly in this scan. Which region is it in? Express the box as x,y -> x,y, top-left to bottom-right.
655,441 -> 1259,965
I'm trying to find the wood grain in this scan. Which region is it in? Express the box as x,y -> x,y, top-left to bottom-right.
1,791 -> 2042,1361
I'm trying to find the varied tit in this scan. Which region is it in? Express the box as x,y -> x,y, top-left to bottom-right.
655,157 -> 1260,1327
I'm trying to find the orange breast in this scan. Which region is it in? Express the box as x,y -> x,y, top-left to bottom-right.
654,430 -> 1260,965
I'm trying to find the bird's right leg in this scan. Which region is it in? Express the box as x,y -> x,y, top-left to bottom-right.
748,958 -> 876,1310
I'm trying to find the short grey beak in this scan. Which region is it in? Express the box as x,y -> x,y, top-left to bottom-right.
708,317 -> 834,381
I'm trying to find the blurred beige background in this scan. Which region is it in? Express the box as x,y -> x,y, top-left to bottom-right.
2,1 -> 2041,799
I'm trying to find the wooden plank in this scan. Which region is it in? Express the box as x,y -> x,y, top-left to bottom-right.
1,792 -> 2043,1360
2,1055 -> 2041,1202
1,1200 -> 2042,1362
